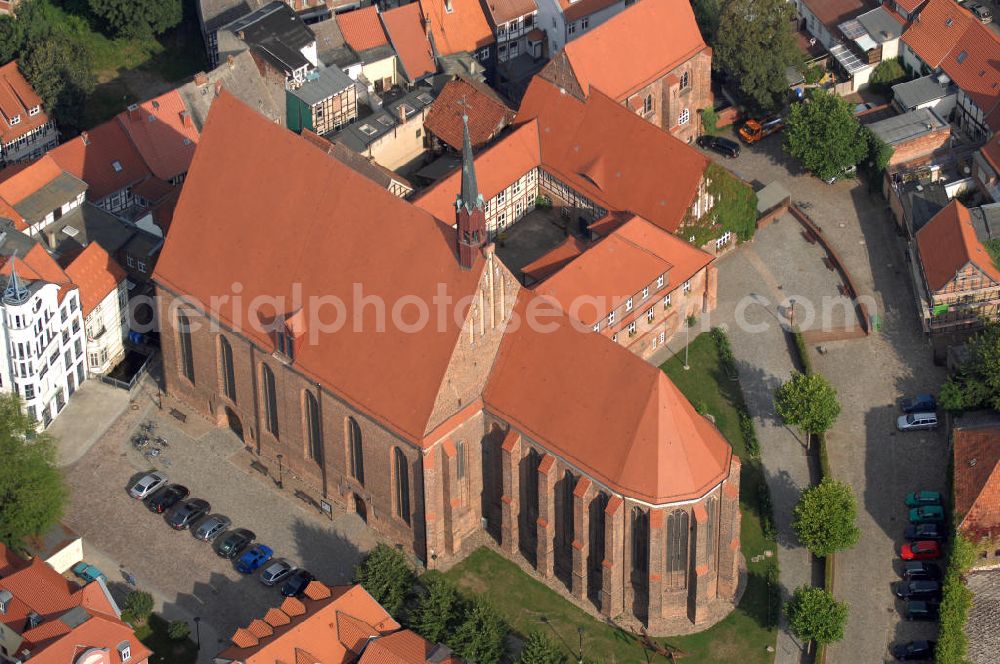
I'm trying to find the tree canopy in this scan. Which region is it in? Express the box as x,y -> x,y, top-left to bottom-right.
518,631 -> 567,664
88,0 -> 182,39
869,58 -> 907,93
353,544 -> 414,618
785,586 -> 849,645
792,478 -> 861,557
412,576 -> 461,645
713,0 -> 799,113
448,597 -> 508,664
0,393 -> 66,548
939,321 -> 1000,412
774,371 -> 841,435
785,89 -> 870,181
21,40 -> 94,131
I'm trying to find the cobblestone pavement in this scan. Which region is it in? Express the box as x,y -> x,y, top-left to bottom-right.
965,568 -> 1000,664
62,386 -> 377,656
692,135 -> 948,663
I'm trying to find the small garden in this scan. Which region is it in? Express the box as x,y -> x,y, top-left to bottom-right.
119,590 -> 198,664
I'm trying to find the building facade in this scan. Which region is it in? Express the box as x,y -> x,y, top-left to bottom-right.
0,61 -> 58,168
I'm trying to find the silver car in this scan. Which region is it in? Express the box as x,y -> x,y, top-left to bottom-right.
193,515 -> 232,541
259,559 -> 296,586
129,471 -> 168,499
897,412 -> 939,431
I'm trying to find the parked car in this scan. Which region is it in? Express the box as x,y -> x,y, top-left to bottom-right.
738,116 -> 784,143
280,569 -> 316,597
260,559 -> 296,586
236,544 -> 274,574
901,561 -> 941,582
896,580 -> 942,600
901,540 -> 942,561
909,506 -> 945,524
71,562 -> 107,584
854,102 -> 876,114
215,528 -> 256,559
193,515 -> 232,541
970,3 -> 992,23
891,639 -> 937,660
904,600 -> 940,621
129,471 -> 168,499
145,484 -> 189,514
166,498 -> 211,530
904,523 -> 945,542
897,412 -> 939,431
905,491 -> 942,507
900,394 -> 936,414
695,135 -> 741,158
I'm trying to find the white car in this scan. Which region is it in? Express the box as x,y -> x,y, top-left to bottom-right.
260,559 -> 297,586
129,471 -> 168,499
897,412 -> 939,432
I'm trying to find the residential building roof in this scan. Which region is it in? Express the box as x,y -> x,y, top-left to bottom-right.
856,6 -> 904,40
46,121 -> 152,202
9,171 -> 86,226
939,20 -> 1000,124
0,154 -> 85,230
337,6 -> 389,53
802,0 -> 873,29
892,74 -> 954,109
953,425 -> 1000,539
483,0 -> 538,24
334,86 -> 436,152
382,3 -> 436,82
916,200 -> 1000,292
301,130 -> 414,196
358,630 -> 462,663
902,0 -> 975,68
516,76 -> 707,234
534,215 -> 714,324
423,76 -> 515,151
967,202 -> 1000,242
223,0 -> 316,72
154,92 -> 487,442
0,542 -> 151,664
867,107 -> 948,146
980,132 -> 1000,174
178,50 -> 286,129
552,0 -> 708,100
117,90 -> 200,181
558,0 -> 622,23
521,235 -> 589,283
289,67 -> 354,107
419,0 -> 494,56
64,242 -> 126,316
0,60 -> 49,147
198,0 -> 266,34
313,17 -> 361,69
895,0 -> 927,13
413,120 -> 540,220
483,292 -> 733,504
44,202 -> 140,258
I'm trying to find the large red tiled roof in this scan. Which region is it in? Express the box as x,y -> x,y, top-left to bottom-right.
423,76 -> 515,151
419,0 -> 494,56
48,120 -> 151,201
154,92 -> 486,442
0,60 -> 49,146
953,426 -> 1000,539
895,0 -> 927,13
0,153 -> 62,205
358,629 -> 462,663
337,6 -> 389,52
484,292 -> 732,504
560,0 -> 708,100
116,89 -> 199,181
916,200 -> 1000,292
521,235 -> 589,283
981,132 -> 1000,174
802,0 -> 873,28
902,0 -> 975,68
516,77 -> 707,234
483,0 -> 537,24
65,242 -> 126,317
382,3 -> 436,82
412,120 -> 540,222
558,0 -> 620,23
939,20 -> 1000,124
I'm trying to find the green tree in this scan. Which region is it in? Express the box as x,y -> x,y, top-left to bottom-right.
88,0 -> 182,39
167,619 -> 191,641
792,478 -> 861,557
692,0 -> 722,43
448,597 -> 508,664
412,576 -> 461,645
0,393 -> 66,548
518,630 -> 567,664
774,371 -> 841,436
939,321 -> 1000,412
933,534 -> 975,663
869,57 -> 907,93
785,586 -> 848,645
21,39 -> 95,131
122,590 -> 154,623
785,89 -> 869,181
713,0 -> 799,113
353,544 -> 414,618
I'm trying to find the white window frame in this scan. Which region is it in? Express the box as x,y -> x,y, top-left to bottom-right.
642,287 -> 649,299
683,280 -> 692,294
678,108 -> 690,125
607,310 -> 615,325
646,308 -> 654,323
625,297 -> 633,312
657,274 -> 664,288
592,323 -> 600,332
663,294 -> 672,309
627,321 -> 636,335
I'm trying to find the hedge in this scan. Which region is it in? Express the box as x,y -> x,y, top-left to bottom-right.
935,533 -> 976,663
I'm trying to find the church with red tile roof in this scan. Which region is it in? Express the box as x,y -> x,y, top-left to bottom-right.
153,91 -> 742,634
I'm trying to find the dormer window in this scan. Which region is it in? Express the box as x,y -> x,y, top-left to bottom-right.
28,105 -> 40,116
112,161 -> 123,172
9,115 -> 20,126
117,641 -> 132,662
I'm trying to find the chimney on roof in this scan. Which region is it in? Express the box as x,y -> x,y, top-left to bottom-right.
194,72 -> 209,87
397,105 -> 406,123
227,54 -> 235,69
215,80 -> 223,96
127,103 -> 141,122
0,589 -> 12,614
180,110 -> 192,128
80,131 -> 89,145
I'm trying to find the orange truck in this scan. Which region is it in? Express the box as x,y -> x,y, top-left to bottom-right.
738,116 -> 785,144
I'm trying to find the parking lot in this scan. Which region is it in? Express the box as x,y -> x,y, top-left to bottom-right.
62,393 -> 376,654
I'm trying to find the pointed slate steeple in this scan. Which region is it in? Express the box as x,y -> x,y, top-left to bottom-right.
457,114 -> 484,214
3,258 -> 29,306
455,113 -> 486,270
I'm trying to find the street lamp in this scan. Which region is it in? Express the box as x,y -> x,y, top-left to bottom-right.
194,616 -> 201,650
577,626 -> 585,664
683,314 -> 691,371
276,454 -> 284,489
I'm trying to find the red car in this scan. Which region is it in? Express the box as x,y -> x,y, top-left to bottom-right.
901,540 -> 941,560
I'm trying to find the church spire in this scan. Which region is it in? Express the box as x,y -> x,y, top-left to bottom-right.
455,113 -> 486,271
457,114 -> 483,214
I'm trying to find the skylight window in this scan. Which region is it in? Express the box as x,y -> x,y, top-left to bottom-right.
377,116 -> 393,127
417,93 -> 433,105
957,51 -> 968,64
360,124 -> 377,136
112,161 -> 123,172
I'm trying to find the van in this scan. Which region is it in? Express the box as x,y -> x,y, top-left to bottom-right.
971,3 -> 992,23
896,412 -> 938,431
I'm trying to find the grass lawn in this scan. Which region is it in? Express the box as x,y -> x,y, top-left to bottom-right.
436,332 -> 778,663
132,613 -> 198,664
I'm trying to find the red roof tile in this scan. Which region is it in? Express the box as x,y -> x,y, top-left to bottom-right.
981,132 -> 1000,173
154,92 -> 486,443
558,0 -> 621,23
382,4 -> 436,82
116,90 -> 200,181
483,293 -> 732,504
916,200 -> 1000,292
0,61 -> 50,146
483,0 -> 537,24
0,154 -> 63,204
802,0 -> 873,28
337,6 -> 389,52
359,629 -> 462,663
48,120 -> 151,201
419,0 -> 494,56
902,0 -> 975,68
516,77 -> 707,234
64,243 -> 126,317
423,76 -> 515,151
560,0 -> 708,100
895,0 -> 927,13
939,20 -> 1000,122
953,426 -> 1000,539
521,235 -> 589,283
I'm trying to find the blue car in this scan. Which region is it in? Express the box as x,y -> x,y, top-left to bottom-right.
235,544 -> 273,574
71,562 -> 107,584
900,394 -> 936,414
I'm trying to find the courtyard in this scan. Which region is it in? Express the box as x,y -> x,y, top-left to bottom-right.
495,206 -> 586,281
